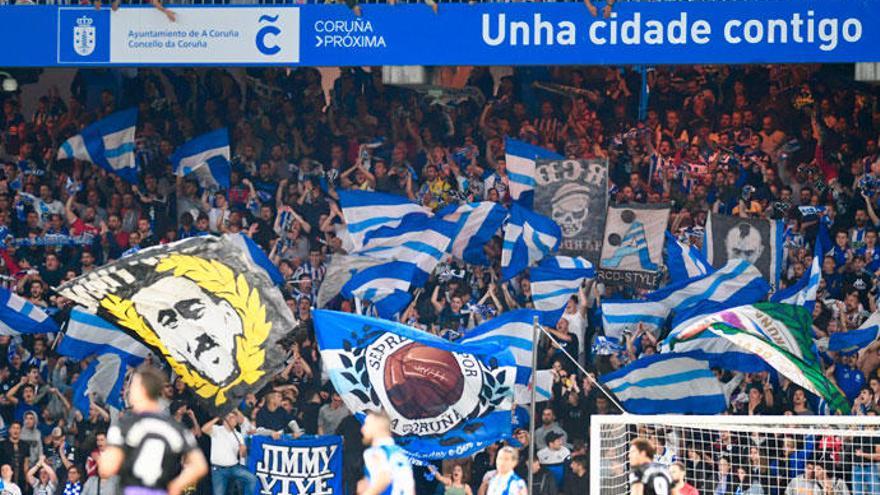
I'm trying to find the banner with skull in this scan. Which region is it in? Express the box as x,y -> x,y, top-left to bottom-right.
57,236 -> 293,415
598,204 -> 670,289
704,213 -> 784,290
533,158 -> 608,264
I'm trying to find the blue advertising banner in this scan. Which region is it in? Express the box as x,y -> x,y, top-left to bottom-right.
248,435 -> 343,495
0,1 -> 877,67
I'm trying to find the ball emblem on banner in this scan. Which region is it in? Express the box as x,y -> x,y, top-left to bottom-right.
384,343 -> 465,419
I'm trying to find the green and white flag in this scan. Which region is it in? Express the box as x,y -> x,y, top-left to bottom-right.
667,303 -> 849,414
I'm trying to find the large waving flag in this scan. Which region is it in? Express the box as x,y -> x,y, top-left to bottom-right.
57,235 -> 294,415
459,309 -> 543,384
601,260 -> 769,339
60,309 -> 150,364
504,138 -> 563,206
359,215 -> 456,279
530,256 -> 594,325
664,231 -> 713,281
771,223 -> 827,313
601,299 -> 669,340
171,128 -> 231,191
666,303 -> 849,413
58,108 -> 139,184
314,310 -> 525,460
502,203 -> 562,281
0,287 -> 58,336
440,202 -> 507,266
829,311 -> 880,353
648,259 -> 770,327
600,351 -> 726,414
73,354 -> 126,417
338,190 -> 431,250
343,259 -> 423,319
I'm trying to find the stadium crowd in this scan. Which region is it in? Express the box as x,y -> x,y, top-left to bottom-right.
0,63 -> 876,495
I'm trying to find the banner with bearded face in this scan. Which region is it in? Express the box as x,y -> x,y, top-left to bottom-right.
704,213 -> 784,290
58,236 -> 293,414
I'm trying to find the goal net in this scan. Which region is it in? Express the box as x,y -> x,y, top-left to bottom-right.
589,415 -> 880,495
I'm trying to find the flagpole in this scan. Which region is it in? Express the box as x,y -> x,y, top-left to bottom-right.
528,315 -> 539,495
538,324 -> 628,414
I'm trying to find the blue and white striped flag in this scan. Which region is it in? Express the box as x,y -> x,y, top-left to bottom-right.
647,259 -> 770,327
502,204 -> 562,281
531,256 -> 594,325
58,108 -> 139,184
59,309 -> 150,365
73,354 -> 127,417
338,190 -> 432,250
601,299 -> 670,340
829,311 -> 880,353
171,128 -> 231,191
359,215 -> 457,280
0,287 -> 58,336
665,231 -> 713,280
316,254 -> 425,319
771,223 -> 827,313
600,351 -> 727,414
440,202 -> 507,266
504,138 -> 563,207
342,259 -> 424,319
460,309 -> 542,384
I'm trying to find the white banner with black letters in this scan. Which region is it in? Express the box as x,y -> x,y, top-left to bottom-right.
533,158 -> 608,264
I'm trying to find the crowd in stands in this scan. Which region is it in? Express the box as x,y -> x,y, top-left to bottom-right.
0,63 -> 876,495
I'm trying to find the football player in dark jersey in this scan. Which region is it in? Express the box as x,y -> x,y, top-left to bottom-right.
629,438 -> 671,495
98,366 -> 208,495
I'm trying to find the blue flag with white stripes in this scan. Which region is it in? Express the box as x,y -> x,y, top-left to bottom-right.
59,309 -> 150,365
58,108 -> 139,184
530,256 -> 594,326
502,204 -> 562,281
601,299 -> 670,340
504,138 -> 563,207
459,309 -> 542,384
359,214 -> 457,281
829,312 -> 880,353
648,259 -> 770,328
770,223 -> 827,313
342,259 -> 424,319
665,231 -> 713,281
314,310 -> 526,460
338,190 -> 431,250
440,202 -> 507,266
600,259 -> 769,339
0,287 -> 58,336
600,351 -> 727,414
171,128 -> 231,191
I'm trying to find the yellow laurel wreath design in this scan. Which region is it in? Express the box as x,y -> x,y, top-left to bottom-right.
100,254 -> 270,406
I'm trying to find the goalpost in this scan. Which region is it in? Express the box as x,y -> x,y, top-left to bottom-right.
590,415 -> 880,495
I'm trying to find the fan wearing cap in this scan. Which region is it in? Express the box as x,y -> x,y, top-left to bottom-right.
536,431 -> 570,487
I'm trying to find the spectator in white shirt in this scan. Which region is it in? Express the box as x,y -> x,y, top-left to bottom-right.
202,411 -> 257,495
